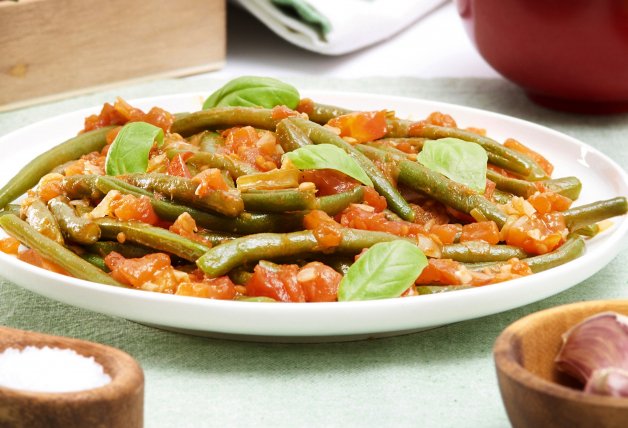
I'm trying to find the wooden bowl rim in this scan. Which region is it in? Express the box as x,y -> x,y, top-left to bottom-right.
0,327 -> 143,402
494,299 -> 628,409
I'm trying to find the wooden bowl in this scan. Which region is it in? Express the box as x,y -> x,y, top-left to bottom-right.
0,326 -> 144,428
494,300 -> 628,428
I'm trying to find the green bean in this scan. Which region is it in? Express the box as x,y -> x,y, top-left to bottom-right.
119,173 -> 244,217
543,177 -> 582,201
93,176 -> 304,234
416,285 -> 473,295
441,243 -> 527,263
287,117 -> 415,221
388,122 -> 548,181
523,235 -> 585,273
228,266 -> 253,285
48,196 -> 101,244
397,160 -> 509,227
487,170 -> 582,200
81,253 -> 108,271
276,118 -> 313,152
573,224 -> 600,238
0,204 -> 21,218
0,126 -> 114,210
86,241 -> 154,259
171,107 -> 281,137
303,102 -> 353,124
197,231 -> 241,246
196,228 -> 421,277
62,174 -> 104,200
370,138 -> 428,152
491,189 -> 513,204
241,189 -> 317,212
562,197 -> 628,231
185,152 -> 259,178
0,214 -> 122,287
94,218 -> 210,262
316,186 -> 365,215
24,199 -> 64,245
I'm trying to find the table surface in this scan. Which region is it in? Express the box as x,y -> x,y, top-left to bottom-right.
1,2 -> 627,428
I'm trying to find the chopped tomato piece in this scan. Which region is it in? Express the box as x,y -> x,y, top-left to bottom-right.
36,173 -> 65,202
429,224 -> 461,245
502,213 -> 566,255
296,98 -> 315,115
175,277 -> 236,300
192,168 -> 230,194
82,98 -> 174,133
271,105 -> 300,120
304,210 -> 343,249
327,110 -> 387,143
246,262 -> 305,302
222,126 -> 281,171
362,186 -> 387,212
528,191 -> 572,214
460,221 -> 500,245
169,212 -> 213,246
18,249 -> 68,275
105,251 -> 180,293
301,169 -> 358,196
416,259 -> 464,285
167,152 -> 193,178
424,111 -> 457,128
504,138 -> 554,176
0,237 -> 20,254
296,262 -> 341,302
98,193 -> 159,225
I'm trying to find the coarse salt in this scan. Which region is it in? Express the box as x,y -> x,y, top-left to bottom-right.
0,346 -> 111,393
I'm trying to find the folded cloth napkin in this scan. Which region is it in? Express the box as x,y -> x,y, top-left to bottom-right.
236,0 -> 448,55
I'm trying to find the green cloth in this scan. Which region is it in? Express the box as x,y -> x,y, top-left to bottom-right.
0,77 -> 626,427
271,0 -> 332,35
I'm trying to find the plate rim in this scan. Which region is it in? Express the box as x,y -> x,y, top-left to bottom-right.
0,90 -> 626,338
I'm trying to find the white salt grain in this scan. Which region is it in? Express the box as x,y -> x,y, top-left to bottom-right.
0,346 -> 111,393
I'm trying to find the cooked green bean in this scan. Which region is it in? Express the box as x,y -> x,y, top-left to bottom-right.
86,241 -> 154,259
416,285 -> 473,294
48,196 -> 101,244
523,235 -> 585,273
184,151 -> 259,178
0,126 -> 114,210
197,231 -> 240,246
0,204 -> 21,218
171,107 -> 281,137
441,243 -> 527,263
24,199 -> 64,245
573,223 -> 600,238
94,176 -> 304,234
562,197 -> 628,231
303,102 -> 353,124
487,170 -> 582,200
228,266 -> 253,285
94,218 -> 210,261
119,173 -> 244,217
197,228 -> 422,277
397,160 -> 509,227
241,189 -> 317,212
287,117 -> 415,221
81,253 -> 108,271
0,214 -> 122,286
316,186 -> 365,215
276,118 -> 314,152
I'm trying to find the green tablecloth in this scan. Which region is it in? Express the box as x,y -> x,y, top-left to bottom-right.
0,77 -> 626,427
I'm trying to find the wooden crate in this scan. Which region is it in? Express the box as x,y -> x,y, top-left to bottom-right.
0,0 -> 225,111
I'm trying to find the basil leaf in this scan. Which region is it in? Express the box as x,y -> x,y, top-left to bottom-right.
417,138 -> 488,193
105,122 -> 164,176
203,76 -> 300,109
338,241 -> 427,301
283,144 -> 373,187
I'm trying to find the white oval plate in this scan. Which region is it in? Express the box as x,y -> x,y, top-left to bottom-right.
0,92 -> 626,342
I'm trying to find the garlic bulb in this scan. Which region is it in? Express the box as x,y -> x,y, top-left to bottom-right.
555,311 -> 628,397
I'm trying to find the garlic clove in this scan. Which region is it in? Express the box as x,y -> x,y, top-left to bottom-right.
555,312 -> 628,386
585,367 -> 628,398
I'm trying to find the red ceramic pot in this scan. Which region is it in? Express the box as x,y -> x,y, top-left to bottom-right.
456,0 -> 628,113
